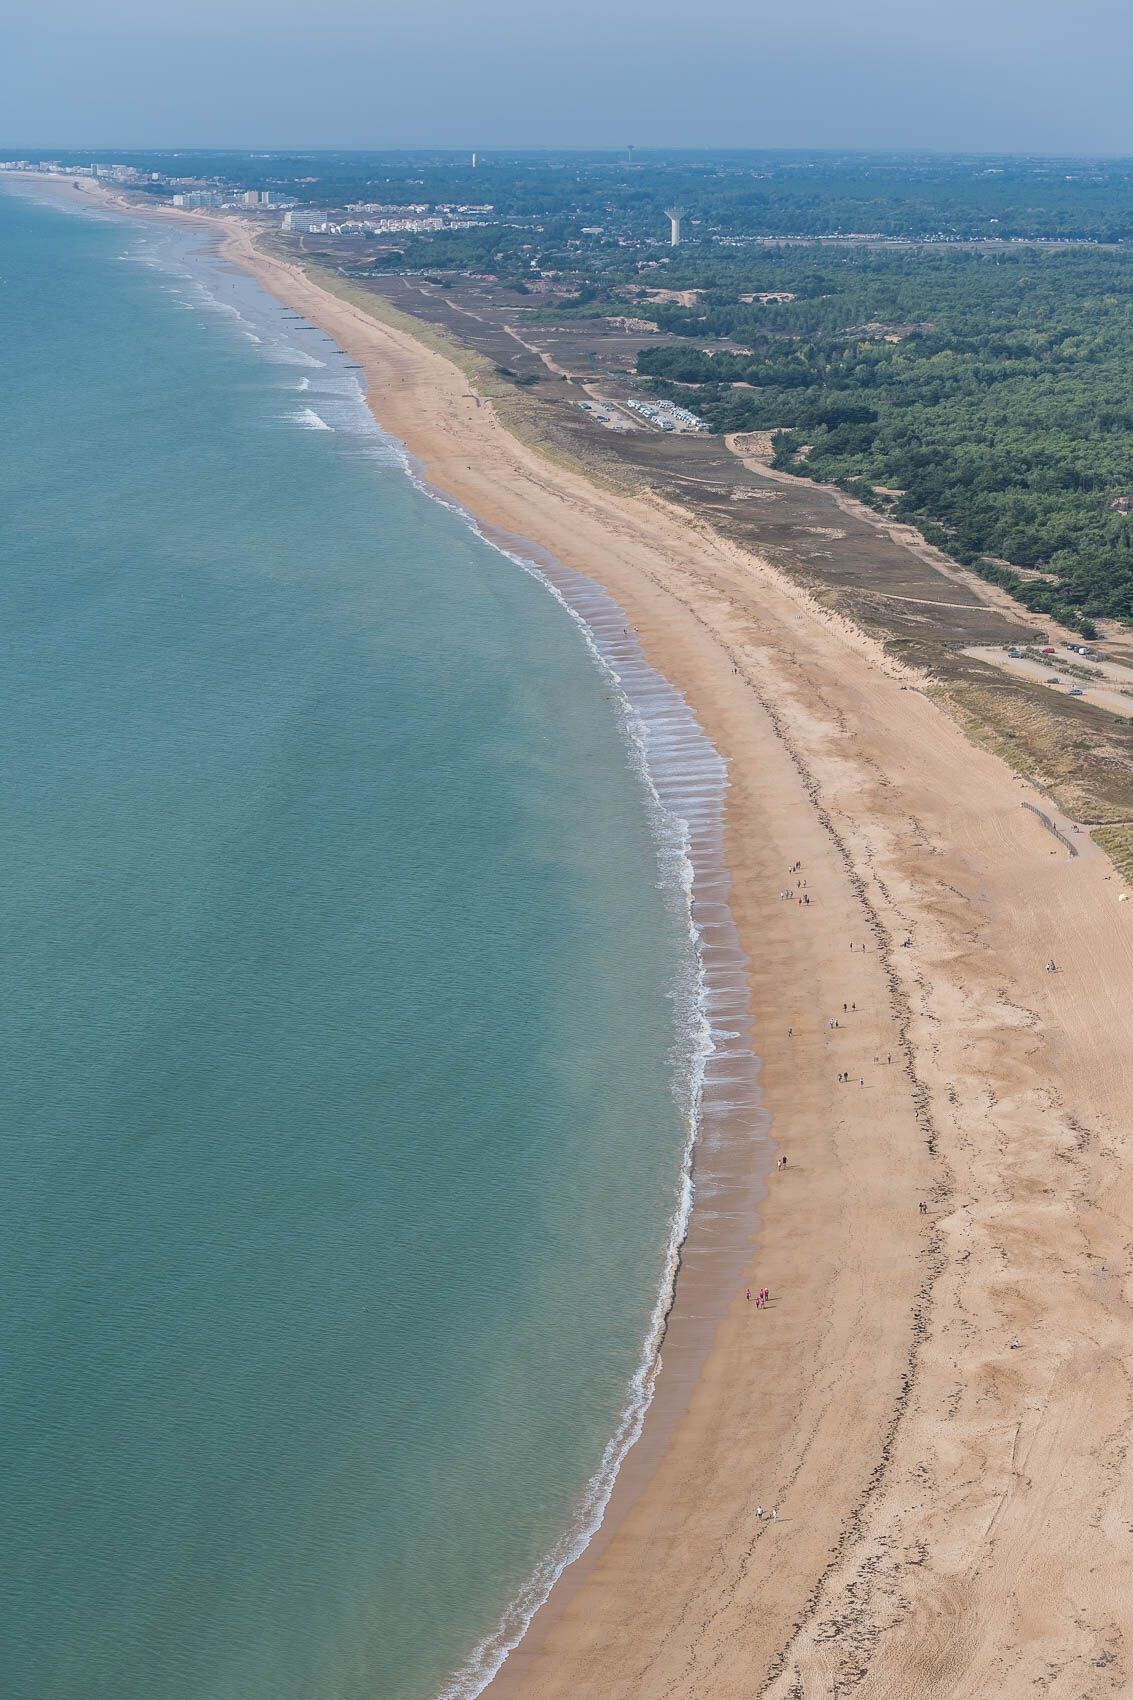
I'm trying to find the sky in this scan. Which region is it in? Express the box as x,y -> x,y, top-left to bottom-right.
4,0 -> 1133,155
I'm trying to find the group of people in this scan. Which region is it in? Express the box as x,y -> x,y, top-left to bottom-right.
746,1285 -> 771,1307
779,860 -> 812,906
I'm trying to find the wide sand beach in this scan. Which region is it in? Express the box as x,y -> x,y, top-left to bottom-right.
68,179 -> 1133,1696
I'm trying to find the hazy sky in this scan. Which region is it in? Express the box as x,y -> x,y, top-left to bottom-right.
4,0 -> 1133,154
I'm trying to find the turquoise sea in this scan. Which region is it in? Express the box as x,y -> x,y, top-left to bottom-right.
0,184 -> 752,1700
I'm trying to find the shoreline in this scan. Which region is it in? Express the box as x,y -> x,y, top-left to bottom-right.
258,263 -> 773,1700
200,217 -> 938,1691
414,502 -> 767,1695
32,176 -> 1133,1696
25,175 -> 772,1686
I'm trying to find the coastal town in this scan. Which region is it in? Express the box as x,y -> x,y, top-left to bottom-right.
0,156 -> 499,235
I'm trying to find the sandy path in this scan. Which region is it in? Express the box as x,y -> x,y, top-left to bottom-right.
62,183 -> 1133,1696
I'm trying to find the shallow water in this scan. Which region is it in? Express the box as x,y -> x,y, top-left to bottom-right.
0,186 -> 755,1700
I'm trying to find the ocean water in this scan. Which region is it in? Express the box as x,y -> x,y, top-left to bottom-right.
0,184 -> 753,1700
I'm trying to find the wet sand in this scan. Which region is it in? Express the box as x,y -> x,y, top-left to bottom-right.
62,180 -> 1133,1696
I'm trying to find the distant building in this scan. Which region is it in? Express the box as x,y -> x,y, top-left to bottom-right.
282,210 -> 326,233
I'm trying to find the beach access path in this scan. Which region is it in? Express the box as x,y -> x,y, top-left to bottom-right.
74,182 -> 1133,1698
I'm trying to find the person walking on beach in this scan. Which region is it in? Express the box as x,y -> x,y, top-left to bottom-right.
746,1286 -> 751,1301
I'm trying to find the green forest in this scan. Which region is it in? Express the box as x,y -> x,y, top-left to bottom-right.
82,146 -> 1133,628
633,247 -> 1133,631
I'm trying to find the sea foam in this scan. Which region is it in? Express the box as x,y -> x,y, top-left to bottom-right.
286,407 -> 332,431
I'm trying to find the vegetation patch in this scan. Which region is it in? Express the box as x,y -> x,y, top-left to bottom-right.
633,247 -> 1133,630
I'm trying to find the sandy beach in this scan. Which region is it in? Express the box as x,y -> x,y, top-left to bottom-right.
67,181 -> 1133,1695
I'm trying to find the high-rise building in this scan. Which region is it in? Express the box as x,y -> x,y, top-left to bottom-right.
282,210 -> 325,233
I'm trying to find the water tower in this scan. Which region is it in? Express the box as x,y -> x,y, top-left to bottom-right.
664,205 -> 686,247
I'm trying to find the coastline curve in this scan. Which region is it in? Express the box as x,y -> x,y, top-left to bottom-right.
14,174 -> 769,1700
405,488 -> 767,1700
